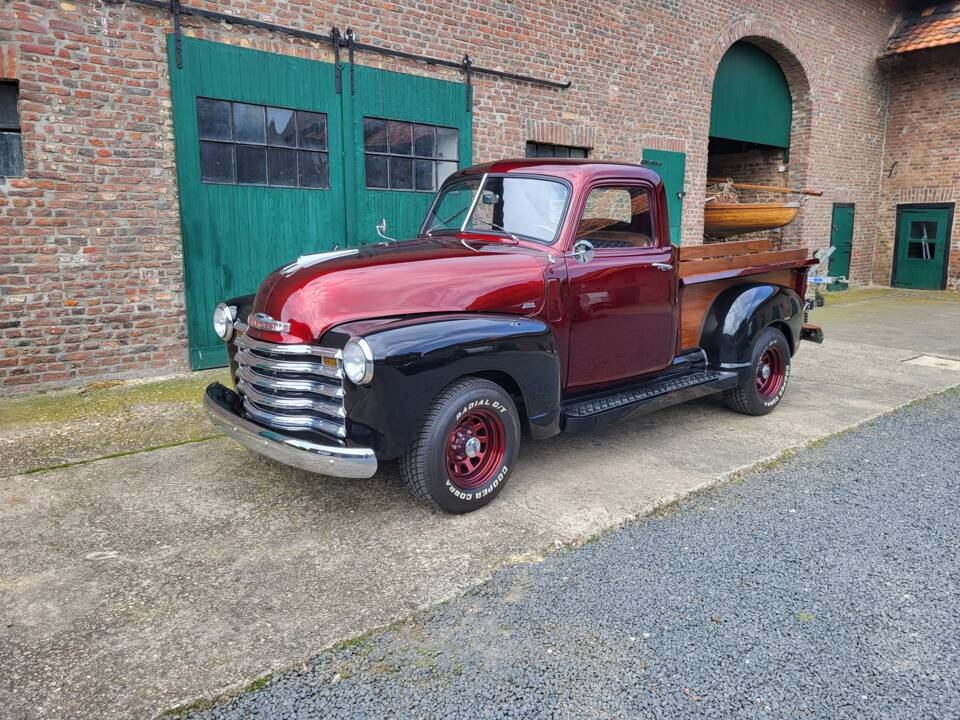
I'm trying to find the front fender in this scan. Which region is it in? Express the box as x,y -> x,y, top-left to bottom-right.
699,284 -> 804,370
325,314 -> 562,460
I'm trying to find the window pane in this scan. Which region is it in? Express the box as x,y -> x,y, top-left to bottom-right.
197,98 -> 231,141
577,187 -> 653,248
413,124 -> 435,157
465,176 -> 568,244
437,161 -> 458,185
299,150 -> 329,188
200,141 -> 235,183
570,147 -> 588,158
298,111 -> 327,150
267,147 -> 297,186
363,118 -> 387,152
909,220 -> 937,240
232,103 -> 265,144
525,142 -> 538,158
0,131 -> 24,176
387,121 -> 412,155
389,156 -> 413,189
236,144 -> 267,185
436,127 -> 458,159
414,159 -> 434,191
365,154 -> 388,188
0,83 -> 20,130
266,107 -> 297,147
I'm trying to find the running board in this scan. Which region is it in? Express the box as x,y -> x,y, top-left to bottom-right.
561,369 -> 739,433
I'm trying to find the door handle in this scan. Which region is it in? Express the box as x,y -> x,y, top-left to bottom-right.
652,263 -> 673,272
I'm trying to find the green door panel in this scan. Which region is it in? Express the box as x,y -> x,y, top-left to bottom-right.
168,38 -> 473,369
828,204 -> 854,291
641,149 -> 685,246
168,36 -> 346,369
710,41 -> 792,149
344,64 -> 472,245
893,206 -> 952,290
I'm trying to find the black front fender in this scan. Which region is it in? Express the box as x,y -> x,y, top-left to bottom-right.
328,314 -> 562,460
699,284 -> 804,371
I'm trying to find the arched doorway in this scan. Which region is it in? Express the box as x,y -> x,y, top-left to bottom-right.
705,38 -> 813,246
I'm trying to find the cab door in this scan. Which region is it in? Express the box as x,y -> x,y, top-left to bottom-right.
565,183 -> 677,390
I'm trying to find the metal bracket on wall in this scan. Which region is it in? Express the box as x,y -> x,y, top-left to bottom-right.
125,0 -> 570,91
170,0 -> 182,69
462,54 -> 474,112
345,28 -> 356,95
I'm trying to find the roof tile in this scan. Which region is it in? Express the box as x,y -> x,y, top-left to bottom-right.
881,2 -> 960,56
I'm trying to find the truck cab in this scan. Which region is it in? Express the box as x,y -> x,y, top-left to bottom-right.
204,159 -> 821,513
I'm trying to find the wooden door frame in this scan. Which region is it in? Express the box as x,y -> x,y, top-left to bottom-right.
891,202 -> 955,290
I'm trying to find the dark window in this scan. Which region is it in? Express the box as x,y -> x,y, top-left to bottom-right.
196,98 -> 328,189
525,141 -> 589,159
0,82 -> 24,177
576,186 -> 655,249
363,117 -> 458,192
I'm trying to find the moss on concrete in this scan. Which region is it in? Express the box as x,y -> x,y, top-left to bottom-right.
0,369 -> 230,429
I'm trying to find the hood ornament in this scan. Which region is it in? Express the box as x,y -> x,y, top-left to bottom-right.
280,248 -> 359,276
248,313 -> 291,334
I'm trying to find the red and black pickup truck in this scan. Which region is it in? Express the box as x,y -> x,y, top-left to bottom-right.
204,159 -> 823,513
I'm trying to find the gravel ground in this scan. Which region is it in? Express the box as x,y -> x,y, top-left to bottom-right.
178,391 -> 960,720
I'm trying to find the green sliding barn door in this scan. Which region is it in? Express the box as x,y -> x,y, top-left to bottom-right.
168,37 -> 471,369
893,205 -> 953,290
344,65 -> 472,244
641,149 -> 686,246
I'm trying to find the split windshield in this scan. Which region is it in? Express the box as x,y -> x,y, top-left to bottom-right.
422,175 -> 569,244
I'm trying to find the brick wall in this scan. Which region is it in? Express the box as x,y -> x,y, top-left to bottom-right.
876,44 -> 960,289
0,0 -> 904,393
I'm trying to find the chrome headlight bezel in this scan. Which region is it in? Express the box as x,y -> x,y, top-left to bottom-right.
342,337 -> 374,385
213,303 -> 237,341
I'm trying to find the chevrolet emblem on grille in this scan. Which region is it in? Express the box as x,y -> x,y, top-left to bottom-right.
248,312 -> 291,334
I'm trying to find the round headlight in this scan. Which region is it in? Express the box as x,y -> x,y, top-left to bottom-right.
212,303 -> 236,341
342,338 -> 374,385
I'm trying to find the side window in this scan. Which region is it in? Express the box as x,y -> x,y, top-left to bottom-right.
363,118 -> 458,192
577,186 -> 655,249
196,98 -> 329,189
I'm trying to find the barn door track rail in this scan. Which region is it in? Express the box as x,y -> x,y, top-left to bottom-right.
118,0 -> 570,103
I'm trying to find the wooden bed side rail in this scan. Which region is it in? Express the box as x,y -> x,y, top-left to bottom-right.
678,238 -> 774,261
679,248 -> 810,280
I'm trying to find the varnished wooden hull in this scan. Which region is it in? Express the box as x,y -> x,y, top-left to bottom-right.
704,202 -> 799,237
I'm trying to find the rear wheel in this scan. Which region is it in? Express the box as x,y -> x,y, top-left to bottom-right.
399,377 -> 521,513
723,326 -> 791,416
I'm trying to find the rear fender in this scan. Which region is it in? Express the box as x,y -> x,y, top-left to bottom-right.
699,284 -> 804,373
325,314 -> 562,460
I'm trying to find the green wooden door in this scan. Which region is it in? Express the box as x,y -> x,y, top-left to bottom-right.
893,205 -> 953,290
169,38 -> 472,369
169,36 -> 346,368
344,65 -> 472,244
641,149 -> 685,246
828,204 -> 854,291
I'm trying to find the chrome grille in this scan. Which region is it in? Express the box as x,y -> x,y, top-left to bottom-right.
234,332 -> 346,438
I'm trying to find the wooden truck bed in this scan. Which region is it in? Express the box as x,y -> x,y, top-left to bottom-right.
677,238 -> 817,350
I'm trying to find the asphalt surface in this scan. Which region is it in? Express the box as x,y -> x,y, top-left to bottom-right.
176,390 -> 960,719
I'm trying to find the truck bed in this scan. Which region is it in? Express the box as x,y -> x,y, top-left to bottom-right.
678,238 -> 817,350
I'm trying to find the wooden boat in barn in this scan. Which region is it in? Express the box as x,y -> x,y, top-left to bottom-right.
703,201 -> 800,237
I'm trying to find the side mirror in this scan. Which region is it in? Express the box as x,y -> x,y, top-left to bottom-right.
572,239 -> 594,264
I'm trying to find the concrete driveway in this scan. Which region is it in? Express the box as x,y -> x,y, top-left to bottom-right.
2,289 -> 960,720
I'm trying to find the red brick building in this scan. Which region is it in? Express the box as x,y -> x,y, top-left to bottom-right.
0,0 -> 957,393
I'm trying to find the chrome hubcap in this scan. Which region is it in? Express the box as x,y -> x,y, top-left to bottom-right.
464,437 -> 481,458
761,364 -> 771,380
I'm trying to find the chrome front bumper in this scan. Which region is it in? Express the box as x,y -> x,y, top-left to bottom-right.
204,382 -> 378,479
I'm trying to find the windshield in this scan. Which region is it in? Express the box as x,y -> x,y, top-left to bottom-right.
422,175 -> 570,244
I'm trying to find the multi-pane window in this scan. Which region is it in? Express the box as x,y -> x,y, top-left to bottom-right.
196,98 -> 328,188
0,82 -> 24,177
363,118 -> 458,192
526,141 -> 589,159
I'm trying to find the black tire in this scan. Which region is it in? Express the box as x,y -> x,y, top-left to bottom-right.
723,326 -> 791,416
399,377 -> 521,514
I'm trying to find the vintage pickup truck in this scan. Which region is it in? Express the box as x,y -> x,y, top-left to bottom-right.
204,159 -> 823,513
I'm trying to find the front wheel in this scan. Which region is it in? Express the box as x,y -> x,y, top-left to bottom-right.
723,326 -> 791,416
399,377 -> 521,514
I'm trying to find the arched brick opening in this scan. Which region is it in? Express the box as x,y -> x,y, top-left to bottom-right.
698,16 -> 817,248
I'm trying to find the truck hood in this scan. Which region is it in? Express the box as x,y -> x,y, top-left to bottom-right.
249,236 -> 549,343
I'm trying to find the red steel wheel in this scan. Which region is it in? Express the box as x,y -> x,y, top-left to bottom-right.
445,409 -> 507,490
755,344 -> 786,401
